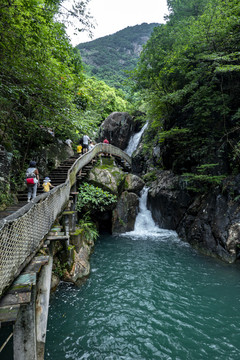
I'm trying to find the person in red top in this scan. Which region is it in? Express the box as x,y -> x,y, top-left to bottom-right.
103,138 -> 109,156
26,160 -> 40,202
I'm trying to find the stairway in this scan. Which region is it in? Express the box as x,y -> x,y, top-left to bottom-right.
0,155 -> 80,219
0,151 -> 130,220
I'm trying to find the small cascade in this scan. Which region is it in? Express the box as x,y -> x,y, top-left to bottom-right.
124,187 -> 176,238
125,122 -> 148,156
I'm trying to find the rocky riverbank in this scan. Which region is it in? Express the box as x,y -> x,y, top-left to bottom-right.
147,171 -> 240,263
98,111 -> 240,263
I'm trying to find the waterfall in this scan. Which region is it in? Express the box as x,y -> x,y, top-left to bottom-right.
123,187 -> 176,238
125,122 -> 148,156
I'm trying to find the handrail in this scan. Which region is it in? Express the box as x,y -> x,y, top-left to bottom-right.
0,144 -> 131,296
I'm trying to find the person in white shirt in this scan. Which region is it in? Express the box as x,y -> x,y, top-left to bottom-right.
82,135 -> 90,153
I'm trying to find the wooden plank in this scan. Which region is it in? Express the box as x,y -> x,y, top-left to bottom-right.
8,284 -> 32,294
48,231 -> 65,236
0,292 -> 31,307
23,256 -> 49,274
46,235 -> 69,241
62,211 -> 77,215
50,225 -> 63,230
13,273 -> 36,286
0,305 -> 20,324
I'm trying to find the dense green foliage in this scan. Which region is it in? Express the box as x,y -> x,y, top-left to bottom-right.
76,77 -> 129,122
1,0 -> 239,202
134,0 -> 240,177
76,23 -> 159,92
0,0 -> 83,143
77,213 -> 99,242
0,0 -> 129,189
76,182 -> 117,213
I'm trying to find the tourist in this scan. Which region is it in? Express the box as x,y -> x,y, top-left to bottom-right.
65,139 -> 73,148
77,144 -> 82,155
88,141 -> 95,151
103,138 -> 110,156
88,141 -> 95,163
82,134 -> 91,153
25,160 -> 40,202
42,177 -> 54,192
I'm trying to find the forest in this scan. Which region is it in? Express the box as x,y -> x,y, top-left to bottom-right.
0,0 -> 130,205
0,0 -> 240,205
134,0 -> 240,189
76,23 -> 159,91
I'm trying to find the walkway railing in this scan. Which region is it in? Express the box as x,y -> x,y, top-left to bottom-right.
0,144 -> 131,296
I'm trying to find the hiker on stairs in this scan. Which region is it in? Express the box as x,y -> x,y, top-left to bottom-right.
25,161 -> 40,202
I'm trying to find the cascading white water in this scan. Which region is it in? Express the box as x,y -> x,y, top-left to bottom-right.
124,187 -> 177,238
125,122 -> 148,156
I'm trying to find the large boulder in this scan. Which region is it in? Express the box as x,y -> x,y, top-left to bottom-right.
88,163 -> 125,195
98,112 -> 135,149
124,173 -> 145,195
112,191 -> 139,234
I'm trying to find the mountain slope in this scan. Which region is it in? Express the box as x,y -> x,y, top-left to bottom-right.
76,23 -> 160,91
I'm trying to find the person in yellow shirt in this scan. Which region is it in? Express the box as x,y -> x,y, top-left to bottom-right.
77,144 -> 82,154
42,177 -> 54,192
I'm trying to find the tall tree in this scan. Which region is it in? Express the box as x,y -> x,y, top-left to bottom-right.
0,0 -> 91,168
134,0 -> 240,174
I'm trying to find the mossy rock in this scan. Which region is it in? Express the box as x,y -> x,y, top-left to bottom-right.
88,165 -> 125,195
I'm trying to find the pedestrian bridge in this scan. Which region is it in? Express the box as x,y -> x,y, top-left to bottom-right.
0,143 -> 131,297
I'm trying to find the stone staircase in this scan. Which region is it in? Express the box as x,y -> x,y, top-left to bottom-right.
0,155 -> 82,219
0,152 -> 130,220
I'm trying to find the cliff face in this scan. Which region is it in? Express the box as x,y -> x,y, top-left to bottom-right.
147,171 -> 240,263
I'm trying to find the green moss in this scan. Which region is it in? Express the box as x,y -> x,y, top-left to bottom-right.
143,171 -> 157,184
119,218 -> 126,226
73,228 -> 84,236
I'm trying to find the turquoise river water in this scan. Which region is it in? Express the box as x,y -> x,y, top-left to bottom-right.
2,187 -> 239,359
45,189 -> 240,360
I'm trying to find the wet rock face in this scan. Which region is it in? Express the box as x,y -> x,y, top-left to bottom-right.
131,143 -> 149,175
177,192 -> 240,263
125,174 -> 145,196
147,171 -> 192,230
98,112 -> 135,149
112,191 -> 139,234
147,170 -> 240,263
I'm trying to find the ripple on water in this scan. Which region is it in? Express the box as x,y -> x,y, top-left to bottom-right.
45,234 -> 240,360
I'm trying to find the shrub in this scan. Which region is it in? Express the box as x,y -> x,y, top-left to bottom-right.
76,183 -> 117,212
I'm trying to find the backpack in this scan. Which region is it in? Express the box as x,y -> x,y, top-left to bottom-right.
26,168 -> 37,185
26,168 -> 36,178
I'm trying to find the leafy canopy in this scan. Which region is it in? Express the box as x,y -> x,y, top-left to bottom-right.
134,0 -> 240,175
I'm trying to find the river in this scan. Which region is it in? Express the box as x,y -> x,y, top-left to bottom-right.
45,188 -> 240,360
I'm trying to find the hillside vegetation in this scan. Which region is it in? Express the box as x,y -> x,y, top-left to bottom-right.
133,0 -> 240,190
0,0 -> 131,201
76,23 -> 159,91
1,0 -> 240,205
